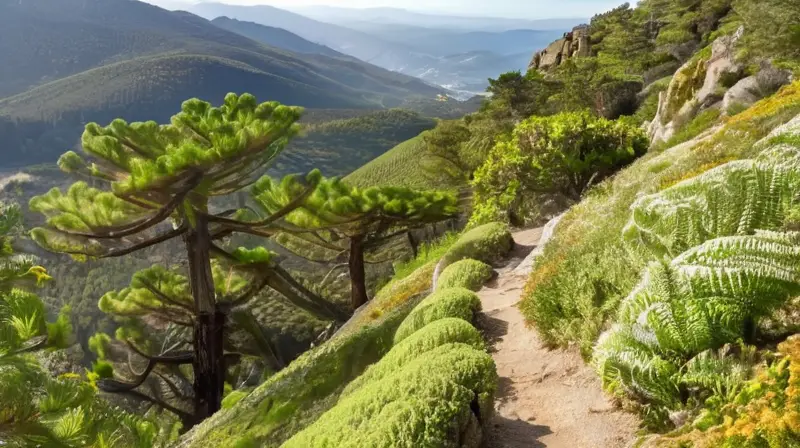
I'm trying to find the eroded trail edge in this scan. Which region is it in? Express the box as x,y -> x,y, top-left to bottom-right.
479,227 -> 639,448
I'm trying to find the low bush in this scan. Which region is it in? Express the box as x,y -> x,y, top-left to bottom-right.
394,288 -> 482,344
470,111 -> 648,226
178,296 -> 423,448
436,259 -> 494,291
442,222 -> 513,267
342,318 -> 485,397
282,343 -> 497,448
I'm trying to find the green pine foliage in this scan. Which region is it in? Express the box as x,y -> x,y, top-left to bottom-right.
393,288 -> 482,344
436,259 -> 494,292
0,201 -> 173,447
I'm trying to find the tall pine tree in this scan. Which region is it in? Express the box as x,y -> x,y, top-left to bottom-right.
29,93 -> 340,426
249,176 -> 458,309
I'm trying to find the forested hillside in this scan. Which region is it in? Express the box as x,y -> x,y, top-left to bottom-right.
3,0 -> 800,447
0,0 -> 444,168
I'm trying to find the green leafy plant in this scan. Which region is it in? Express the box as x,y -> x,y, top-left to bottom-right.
471,111 -> 648,226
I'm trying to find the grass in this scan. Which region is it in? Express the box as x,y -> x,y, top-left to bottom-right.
344,134 -> 462,190
389,232 -> 460,284
520,81 -> 800,356
274,109 -> 437,177
655,108 -> 723,151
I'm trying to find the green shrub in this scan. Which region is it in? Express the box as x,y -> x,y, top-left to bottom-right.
342,318 -> 485,397
282,343 -> 497,448
436,259 -> 494,291
470,111 -> 648,226
180,296 -> 423,448
394,288 -> 481,344
442,222 -> 513,267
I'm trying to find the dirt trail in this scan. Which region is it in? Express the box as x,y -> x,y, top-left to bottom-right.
479,227 -> 638,448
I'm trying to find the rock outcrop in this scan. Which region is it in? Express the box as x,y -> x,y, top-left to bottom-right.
722,63 -> 793,114
648,26 -> 745,145
529,25 -> 591,71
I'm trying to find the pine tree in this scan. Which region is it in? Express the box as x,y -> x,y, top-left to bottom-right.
28,93 -> 340,426
250,176 -> 459,310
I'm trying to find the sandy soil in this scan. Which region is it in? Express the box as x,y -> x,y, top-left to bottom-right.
478,227 -> 639,448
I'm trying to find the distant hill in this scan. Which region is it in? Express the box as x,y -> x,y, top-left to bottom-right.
186,3 -> 565,95
345,132 -> 460,190
287,5 -> 585,32
0,0 -> 445,167
366,27 -> 564,57
210,17 -> 344,58
274,109 -> 437,178
187,2 -> 437,73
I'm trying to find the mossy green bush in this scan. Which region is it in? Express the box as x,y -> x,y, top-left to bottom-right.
394,287 -> 482,344
178,295 -> 424,448
442,222 -> 513,266
342,318 -> 485,397
436,259 -> 494,291
282,343 -> 497,448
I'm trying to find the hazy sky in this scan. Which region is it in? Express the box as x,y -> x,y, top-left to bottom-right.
149,0 -> 625,19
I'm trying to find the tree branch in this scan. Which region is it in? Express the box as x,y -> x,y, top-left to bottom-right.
107,388 -> 194,423
59,172 -> 202,239
125,340 -> 194,365
137,278 -> 194,313
205,182 -> 316,231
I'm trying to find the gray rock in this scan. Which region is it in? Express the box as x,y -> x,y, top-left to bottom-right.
722,75 -> 761,113
723,63 -> 792,114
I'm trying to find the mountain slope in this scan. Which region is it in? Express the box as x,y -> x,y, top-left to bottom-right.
0,0 -> 441,102
187,2 -> 436,72
0,0 -> 447,167
210,17 -> 344,58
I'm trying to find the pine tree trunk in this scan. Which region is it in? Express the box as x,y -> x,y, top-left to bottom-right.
407,231 -> 418,258
185,211 -> 226,424
349,235 -> 368,310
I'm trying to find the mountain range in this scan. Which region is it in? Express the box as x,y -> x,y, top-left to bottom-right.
0,0 -> 572,172
0,0 -> 445,167
183,2 -> 569,94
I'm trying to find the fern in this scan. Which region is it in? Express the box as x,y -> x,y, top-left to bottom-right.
623,148 -> 800,259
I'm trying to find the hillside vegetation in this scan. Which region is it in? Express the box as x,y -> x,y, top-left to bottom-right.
4,0 -> 800,447
0,0 -> 442,168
